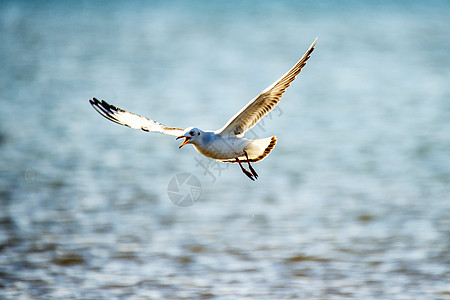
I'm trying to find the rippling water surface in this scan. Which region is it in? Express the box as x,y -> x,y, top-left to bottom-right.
0,1 -> 449,299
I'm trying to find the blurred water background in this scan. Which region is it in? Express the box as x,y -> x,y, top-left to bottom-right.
0,0 -> 449,299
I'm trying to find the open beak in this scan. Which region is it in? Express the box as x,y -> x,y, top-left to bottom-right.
177,136 -> 191,149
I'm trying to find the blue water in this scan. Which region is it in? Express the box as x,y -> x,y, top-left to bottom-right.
0,1 -> 449,299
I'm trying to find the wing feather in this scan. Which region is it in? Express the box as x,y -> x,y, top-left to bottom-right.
217,38 -> 317,137
89,98 -> 184,137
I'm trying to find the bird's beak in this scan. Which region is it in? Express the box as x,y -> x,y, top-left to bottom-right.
177,136 -> 191,149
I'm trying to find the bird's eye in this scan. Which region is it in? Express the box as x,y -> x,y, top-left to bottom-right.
190,131 -> 194,136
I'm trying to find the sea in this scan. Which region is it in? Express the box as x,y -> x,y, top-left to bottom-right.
0,0 -> 449,299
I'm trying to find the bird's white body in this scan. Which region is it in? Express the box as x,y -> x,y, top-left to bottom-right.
90,38 -> 316,180
191,130 -> 250,160
185,129 -> 275,162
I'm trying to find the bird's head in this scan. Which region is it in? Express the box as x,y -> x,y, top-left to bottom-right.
177,127 -> 202,149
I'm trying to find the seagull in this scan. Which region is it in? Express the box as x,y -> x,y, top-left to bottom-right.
90,38 -> 316,180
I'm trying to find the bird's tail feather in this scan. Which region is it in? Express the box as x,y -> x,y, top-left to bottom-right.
220,136 -> 277,163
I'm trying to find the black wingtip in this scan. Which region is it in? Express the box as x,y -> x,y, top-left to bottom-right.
89,97 -> 126,126
89,97 -> 100,106
89,98 -> 114,112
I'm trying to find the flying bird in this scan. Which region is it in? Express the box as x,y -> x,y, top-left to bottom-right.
90,38 -> 317,180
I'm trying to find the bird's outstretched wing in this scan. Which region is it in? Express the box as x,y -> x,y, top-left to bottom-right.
217,38 -> 317,137
89,98 -> 184,137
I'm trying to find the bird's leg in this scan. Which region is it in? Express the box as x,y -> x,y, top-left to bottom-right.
235,157 -> 255,181
243,151 -> 258,179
